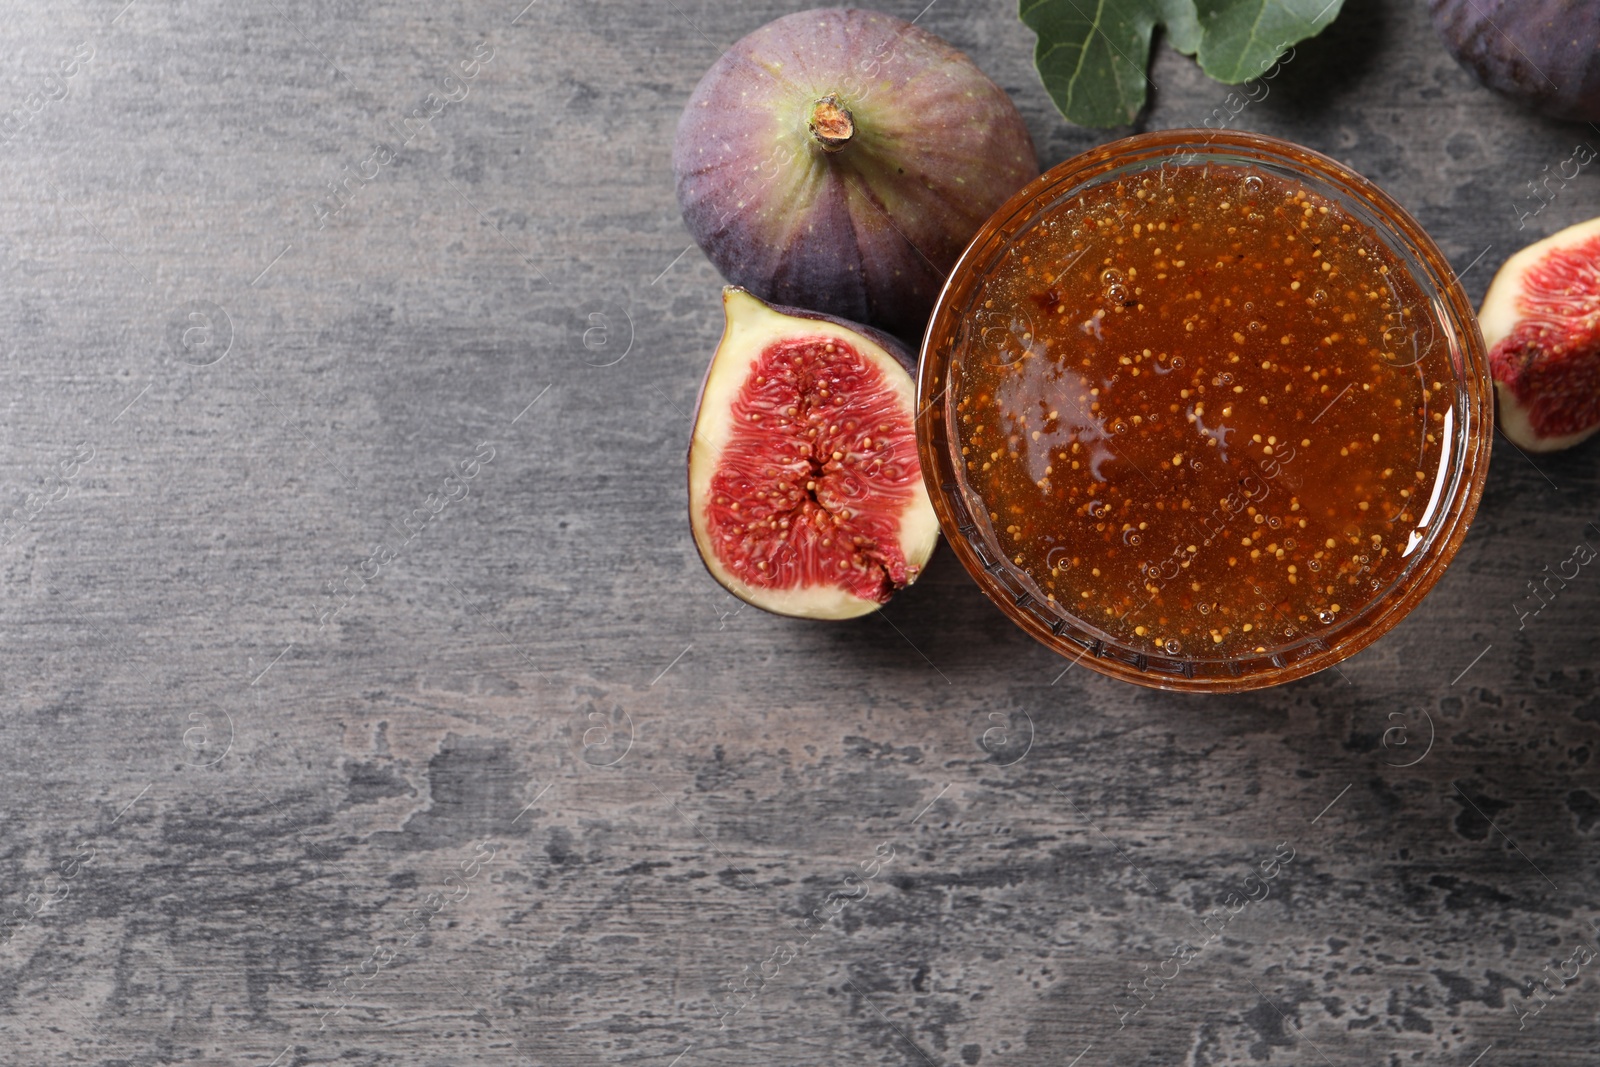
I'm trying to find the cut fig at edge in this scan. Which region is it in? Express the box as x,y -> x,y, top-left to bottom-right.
1480,217 -> 1600,452
687,287 -> 939,620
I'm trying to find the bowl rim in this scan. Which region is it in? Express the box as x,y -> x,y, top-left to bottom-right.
914,128 -> 1494,693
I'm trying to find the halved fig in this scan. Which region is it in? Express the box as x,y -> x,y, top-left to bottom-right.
1480,217 -> 1600,452
673,8 -> 1039,343
688,287 -> 939,619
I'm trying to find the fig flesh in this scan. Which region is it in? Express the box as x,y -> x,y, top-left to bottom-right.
688,287 -> 939,619
673,8 -> 1039,343
1480,216 -> 1600,452
1430,0 -> 1600,121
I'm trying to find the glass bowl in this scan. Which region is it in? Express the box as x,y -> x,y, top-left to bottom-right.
915,129 -> 1492,692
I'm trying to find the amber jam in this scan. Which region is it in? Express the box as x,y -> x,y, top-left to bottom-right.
947,160 -> 1459,662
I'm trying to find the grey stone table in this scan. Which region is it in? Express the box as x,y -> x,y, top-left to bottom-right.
0,0 -> 1595,1064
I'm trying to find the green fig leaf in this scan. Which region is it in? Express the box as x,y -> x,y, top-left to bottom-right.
1191,0 -> 1346,83
1018,0 -> 1198,129
1020,0 -> 1345,128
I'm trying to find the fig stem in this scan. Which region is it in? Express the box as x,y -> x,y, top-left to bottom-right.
808,94 -> 854,152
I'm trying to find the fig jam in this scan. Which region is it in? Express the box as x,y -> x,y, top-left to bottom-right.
952,163 -> 1453,659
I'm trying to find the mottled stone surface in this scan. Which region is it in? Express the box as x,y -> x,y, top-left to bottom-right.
0,1 -> 1596,1065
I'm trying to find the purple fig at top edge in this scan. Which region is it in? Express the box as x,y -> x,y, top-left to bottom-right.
1430,0 -> 1600,121
672,7 -> 1040,346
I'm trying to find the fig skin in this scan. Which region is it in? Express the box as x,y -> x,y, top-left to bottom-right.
687,287 -> 939,620
673,8 -> 1040,344
1430,0 -> 1600,121
1480,217 -> 1600,452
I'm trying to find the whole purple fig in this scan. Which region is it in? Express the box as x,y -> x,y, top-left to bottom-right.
1430,0 -> 1600,121
673,8 -> 1039,343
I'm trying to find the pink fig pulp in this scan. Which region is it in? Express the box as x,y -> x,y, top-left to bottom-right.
688,287 -> 939,619
1480,217 -> 1600,452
